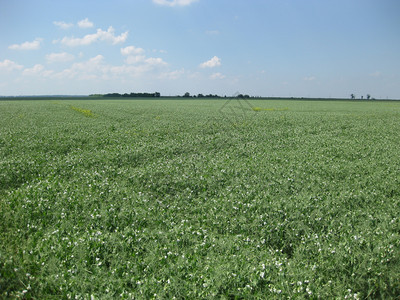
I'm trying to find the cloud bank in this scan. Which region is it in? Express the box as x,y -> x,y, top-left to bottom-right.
54,18 -> 94,29
53,21 -> 74,30
56,27 -> 128,46
9,38 -> 42,50
77,18 -> 94,29
121,46 -> 145,56
200,56 -> 221,68
46,52 -> 75,63
0,59 -> 24,71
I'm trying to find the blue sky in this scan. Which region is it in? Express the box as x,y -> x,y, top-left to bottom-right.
1,0 -> 399,98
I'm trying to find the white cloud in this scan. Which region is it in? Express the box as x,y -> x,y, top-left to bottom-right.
159,69 -> 185,80
153,0 -> 198,7
46,52 -> 75,63
57,27 -> 128,46
304,76 -> 316,81
121,45 -> 167,68
0,59 -> 23,71
125,55 -> 167,69
145,57 -> 168,67
200,56 -> 221,68
23,64 -> 45,76
78,55 -> 104,68
53,21 -> 74,29
45,49 -> 169,82
54,19 -> 94,29
9,38 -> 42,50
52,68 -> 76,80
109,64 -> 157,78
53,55 -> 106,80
53,54 -> 164,80
210,72 -> 225,80
121,46 -> 145,56
78,18 -> 94,29
125,55 -> 146,64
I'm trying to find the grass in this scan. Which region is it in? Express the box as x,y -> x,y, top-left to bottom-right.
1,98 -> 400,298
252,107 -> 289,112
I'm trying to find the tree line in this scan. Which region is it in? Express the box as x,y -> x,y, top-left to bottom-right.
350,94 -> 374,100
90,92 -> 161,98
89,92 -> 252,99
181,92 -> 250,99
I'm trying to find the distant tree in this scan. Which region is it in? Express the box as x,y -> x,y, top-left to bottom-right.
366,94 -> 371,100
361,96 -> 364,99
208,94 -> 221,98
104,92 -> 160,98
350,94 -> 355,99
183,92 -> 191,98
197,93 -> 204,98
104,93 -> 122,98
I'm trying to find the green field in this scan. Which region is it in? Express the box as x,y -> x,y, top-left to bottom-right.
1,99 -> 400,298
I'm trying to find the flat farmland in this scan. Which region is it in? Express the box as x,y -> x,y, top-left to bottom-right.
1,99 -> 400,298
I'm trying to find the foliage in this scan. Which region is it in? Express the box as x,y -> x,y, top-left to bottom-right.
1,99 -> 400,298
252,107 -> 289,112
102,92 -> 161,98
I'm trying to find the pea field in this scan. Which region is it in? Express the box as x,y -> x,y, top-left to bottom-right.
1,98 -> 400,299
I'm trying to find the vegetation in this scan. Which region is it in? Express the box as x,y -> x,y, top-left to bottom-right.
100,92 -> 161,98
86,92 -> 251,99
1,99 -> 400,298
252,107 -> 289,112
70,105 -> 96,117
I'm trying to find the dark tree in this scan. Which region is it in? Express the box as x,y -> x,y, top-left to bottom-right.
104,92 -> 161,98
350,94 -> 355,99
104,93 -> 122,97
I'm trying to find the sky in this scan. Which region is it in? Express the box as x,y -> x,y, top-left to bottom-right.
0,0 -> 399,98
